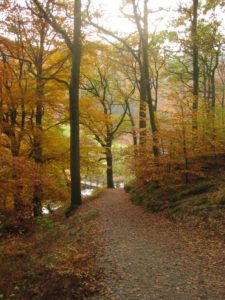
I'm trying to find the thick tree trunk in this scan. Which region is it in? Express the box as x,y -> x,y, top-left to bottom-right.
67,0 -> 82,212
106,146 -> 114,188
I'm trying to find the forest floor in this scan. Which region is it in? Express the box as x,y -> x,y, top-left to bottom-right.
89,189 -> 225,300
1,189 -> 225,299
0,197 -> 101,299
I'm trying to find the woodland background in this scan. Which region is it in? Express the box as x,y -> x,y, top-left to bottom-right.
0,0 -> 225,298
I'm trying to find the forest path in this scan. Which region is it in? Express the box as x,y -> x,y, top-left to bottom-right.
89,189 -> 225,300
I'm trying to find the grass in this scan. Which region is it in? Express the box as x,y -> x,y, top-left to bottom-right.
36,215 -> 54,230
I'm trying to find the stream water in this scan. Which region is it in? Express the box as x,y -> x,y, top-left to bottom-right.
42,188 -> 95,214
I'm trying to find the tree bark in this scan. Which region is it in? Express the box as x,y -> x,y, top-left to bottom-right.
139,72 -> 147,144
31,0 -> 83,213
32,21 -> 49,216
106,145 -> 114,188
127,101 -> 138,146
33,61 -> 44,217
68,0 -> 82,211
192,0 -> 199,132
142,0 -> 159,156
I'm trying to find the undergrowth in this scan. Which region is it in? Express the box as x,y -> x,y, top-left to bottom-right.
0,205 -> 100,299
126,179 -> 225,238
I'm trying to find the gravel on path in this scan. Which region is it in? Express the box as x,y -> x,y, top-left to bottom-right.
90,189 -> 225,300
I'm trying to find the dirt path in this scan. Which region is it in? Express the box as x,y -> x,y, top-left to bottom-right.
89,189 -> 225,300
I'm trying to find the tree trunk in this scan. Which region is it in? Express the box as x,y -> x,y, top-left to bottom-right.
192,0 -> 199,132
222,87 -> 225,132
67,0 -> 82,213
209,52 -> 219,142
12,146 -> 23,211
132,0 -> 158,152
106,145 -> 114,188
33,71 -> 43,217
142,0 -> 159,156
10,109 -> 24,210
32,25 -> 45,216
30,0 -> 83,215
127,101 -> 138,146
139,72 -> 147,145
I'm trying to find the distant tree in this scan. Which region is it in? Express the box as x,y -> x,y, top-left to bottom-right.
81,49 -> 129,188
87,0 -> 161,155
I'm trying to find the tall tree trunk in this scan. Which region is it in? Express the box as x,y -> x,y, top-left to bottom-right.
192,0 -> 199,132
222,87 -> 225,132
67,0 -> 82,212
31,0 -> 83,214
142,0 -> 159,157
210,53 -> 219,143
33,67 -> 44,217
211,52 -> 219,109
132,0 -> 158,153
32,24 -> 46,216
203,62 -> 207,101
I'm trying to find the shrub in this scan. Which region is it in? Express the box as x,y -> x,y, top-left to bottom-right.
36,216 -> 54,230
168,182 -> 213,203
144,197 -> 164,212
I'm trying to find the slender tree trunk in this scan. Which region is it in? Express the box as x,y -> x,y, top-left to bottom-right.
8,109 -> 24,210
139,72 -> 147,145
211,72 -> 216,108
209,52 -> 219,142
32,24 -> 52,215
132,0 -> 157,150
30,22 -> 47,216
142,0 -> 159,156
181,106 -> 189,184
127,101 -> 138,146
11,143 -> 23,210
33,65 -> 43,217
192,0 -> 199,132
67,0 -> 82,212
203,63 -> 207,101
154,73 -> 159,112
222,87 -> 225,132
